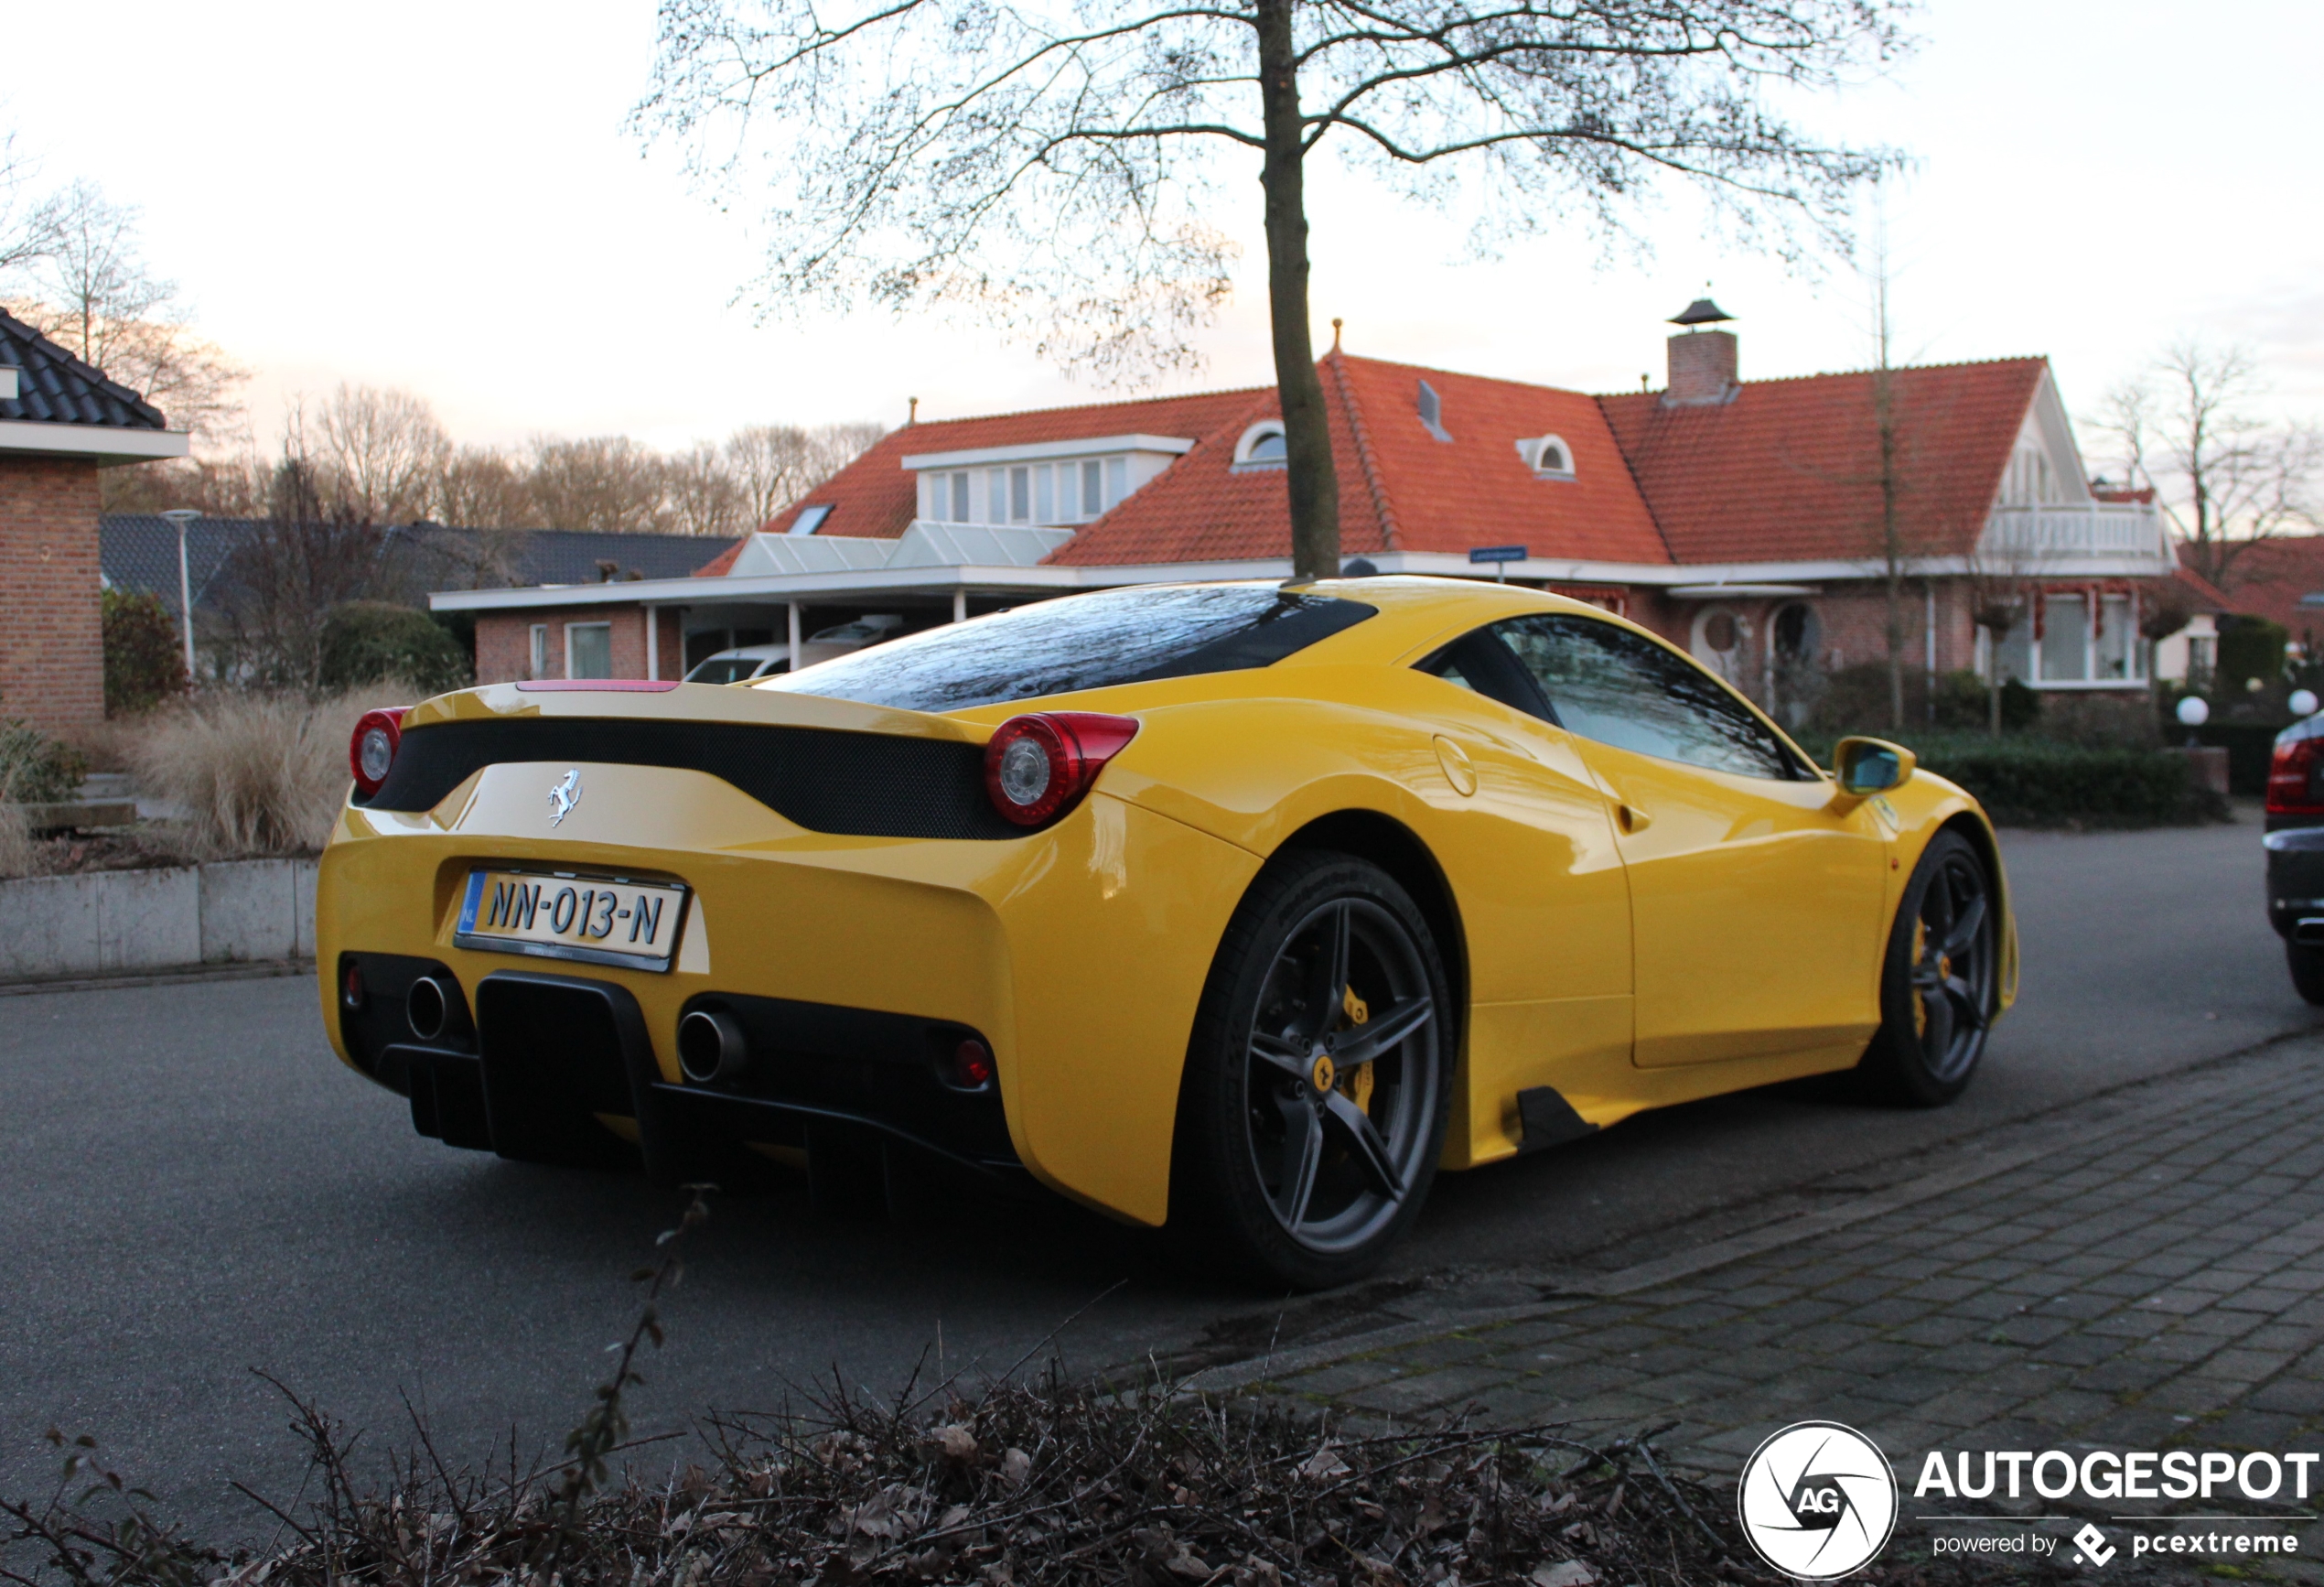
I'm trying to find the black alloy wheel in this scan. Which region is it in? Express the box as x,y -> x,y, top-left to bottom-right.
1171,851 -> 1450,1290
1860,830 -> 1998,1107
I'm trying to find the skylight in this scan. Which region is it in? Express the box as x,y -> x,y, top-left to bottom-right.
788,503 -> 834,535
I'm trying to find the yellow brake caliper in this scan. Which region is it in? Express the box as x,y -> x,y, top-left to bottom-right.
1340,985 -> 1376,1112
1911,920 -> 1928,1036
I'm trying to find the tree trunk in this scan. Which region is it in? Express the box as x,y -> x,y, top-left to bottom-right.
1254,0 -> 1340,580
1877,375 -> 1904,731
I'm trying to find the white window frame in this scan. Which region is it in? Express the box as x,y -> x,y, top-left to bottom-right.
528,623 -> 548,679
1517,434 -> 1576,478
1232,420 -> 1288,469
565,621 -> 614,680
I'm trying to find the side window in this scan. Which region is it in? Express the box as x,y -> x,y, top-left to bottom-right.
1491,614 -> 1795,780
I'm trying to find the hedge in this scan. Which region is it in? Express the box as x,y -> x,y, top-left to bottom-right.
318,599 -> 472,696
1800,731 -> 2228,827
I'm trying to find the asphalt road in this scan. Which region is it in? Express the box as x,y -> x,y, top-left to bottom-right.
0,812 -> 2311,1530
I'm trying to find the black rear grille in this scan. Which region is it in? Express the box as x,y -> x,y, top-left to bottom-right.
360,717 -> 1019,839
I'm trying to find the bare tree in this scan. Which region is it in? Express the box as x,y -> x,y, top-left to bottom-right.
3,180 -> 248,443
308,383 -> 451,523
0,131 -> 61,275
526,436 -> 678,534
640,0 -> 1906,578
2097,341 -> 2323,591
433,445 -> 535,529
722,420 -> 887,527
209,458 -> 399,688
665,440 -> 751,536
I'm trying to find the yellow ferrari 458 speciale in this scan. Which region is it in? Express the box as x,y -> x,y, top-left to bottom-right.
319,577 -> 2016,1289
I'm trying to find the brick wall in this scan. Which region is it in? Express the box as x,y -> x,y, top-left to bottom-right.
473,603 -> 678,685
0,455 -> 104,732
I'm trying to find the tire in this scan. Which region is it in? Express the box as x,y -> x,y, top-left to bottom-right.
1858,830 -> 1999,1107
1168,850 -> 1452,1291
2286,942 -> 2324,1006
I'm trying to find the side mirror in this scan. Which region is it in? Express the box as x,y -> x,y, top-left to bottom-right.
1834,736 -> 1916,797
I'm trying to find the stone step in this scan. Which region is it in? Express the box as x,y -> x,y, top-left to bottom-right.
10,800 -> 139,831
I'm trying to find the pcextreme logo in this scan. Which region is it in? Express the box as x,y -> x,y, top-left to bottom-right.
1737,1421 -> 1899,1580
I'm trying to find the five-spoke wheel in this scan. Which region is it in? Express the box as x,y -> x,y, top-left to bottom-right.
1171,851 -> 1449,1290
1861,831 -> 1997,1106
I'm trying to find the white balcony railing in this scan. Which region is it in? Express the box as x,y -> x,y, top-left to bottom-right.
1978,503 -> 2170,563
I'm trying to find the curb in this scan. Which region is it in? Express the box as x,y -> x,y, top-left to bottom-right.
0,957 -> 315,998
1183,1031 -> 2321,1398
1186,1140 -> 2048,1394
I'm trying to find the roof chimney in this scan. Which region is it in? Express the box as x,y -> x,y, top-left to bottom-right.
1664,297 -> 1738,407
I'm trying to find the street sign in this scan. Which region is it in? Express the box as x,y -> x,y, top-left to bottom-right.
1469,545 -> 1528,582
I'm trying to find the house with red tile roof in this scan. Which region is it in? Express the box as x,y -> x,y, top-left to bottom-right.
436,304 -> 2178,717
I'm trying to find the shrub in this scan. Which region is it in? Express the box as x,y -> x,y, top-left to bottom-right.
1811,662 -> 2042,736
124,686 -> 412,858
1830,731 -> 2222,826
0,718 -> 87,804
100,588 -> 188,716
2220,614 -> 2289,693
318,600 -> 471,696
2030,689 -> 2161,750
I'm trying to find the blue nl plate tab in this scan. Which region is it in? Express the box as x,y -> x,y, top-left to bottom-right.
1469,545 -> 1528,565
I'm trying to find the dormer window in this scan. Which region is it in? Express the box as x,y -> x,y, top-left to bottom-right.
1516,435 -> 1576,479
1234,421 -> 1287,468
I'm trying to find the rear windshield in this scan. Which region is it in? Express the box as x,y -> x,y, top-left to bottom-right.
765,586 -> 1376,713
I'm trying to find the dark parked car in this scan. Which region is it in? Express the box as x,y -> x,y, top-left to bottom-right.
2264,713 -> 2324,1000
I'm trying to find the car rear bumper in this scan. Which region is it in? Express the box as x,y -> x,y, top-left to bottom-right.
2266,826 -> 2324,944
315,764 -> 1262,1225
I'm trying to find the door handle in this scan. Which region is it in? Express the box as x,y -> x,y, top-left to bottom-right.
1617,803 -> 1652,834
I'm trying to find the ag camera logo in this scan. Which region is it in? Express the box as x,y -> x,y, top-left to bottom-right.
1738,1421 -> 1899,1580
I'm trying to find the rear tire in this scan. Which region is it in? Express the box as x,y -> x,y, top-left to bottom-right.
1167,850 -> 1451,1292
1858,831 -> 1998,1107
2286,942 -> 2324,1005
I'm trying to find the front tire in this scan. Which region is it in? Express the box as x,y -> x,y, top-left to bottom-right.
2286,942 -> 2324,1005
1859,830 -> 1998,1107
1168,851 -> 1451,1291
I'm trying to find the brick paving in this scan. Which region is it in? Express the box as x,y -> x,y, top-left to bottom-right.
1246,1036 -> 2324,1575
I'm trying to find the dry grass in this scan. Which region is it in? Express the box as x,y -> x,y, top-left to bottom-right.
123,684 -> 417,860
0,804 -> 45,881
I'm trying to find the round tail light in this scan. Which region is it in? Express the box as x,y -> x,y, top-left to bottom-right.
350,707 -> 409,799
982,712 -> 1139,827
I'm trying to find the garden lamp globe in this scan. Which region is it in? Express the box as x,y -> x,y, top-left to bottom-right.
2294,689 -> 2320,718
2177,696 -> 2211,728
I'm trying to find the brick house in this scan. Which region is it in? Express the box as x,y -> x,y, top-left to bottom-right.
436,304 -> 2174,718
0,309 -> 188,733
100,516 -> 730,674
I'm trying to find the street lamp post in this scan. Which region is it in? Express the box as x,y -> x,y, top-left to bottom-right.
158,509 -> 200,682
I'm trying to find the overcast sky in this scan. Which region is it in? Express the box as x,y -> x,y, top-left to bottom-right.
5,0 -> 2317,460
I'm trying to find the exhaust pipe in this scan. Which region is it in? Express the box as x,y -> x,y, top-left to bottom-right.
678,1009 -> 750,1085
2297,918 -> 2324,948
406,976 -> 458,1042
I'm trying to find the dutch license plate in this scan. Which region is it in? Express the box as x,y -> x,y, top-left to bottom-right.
455,869 -> 689,971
